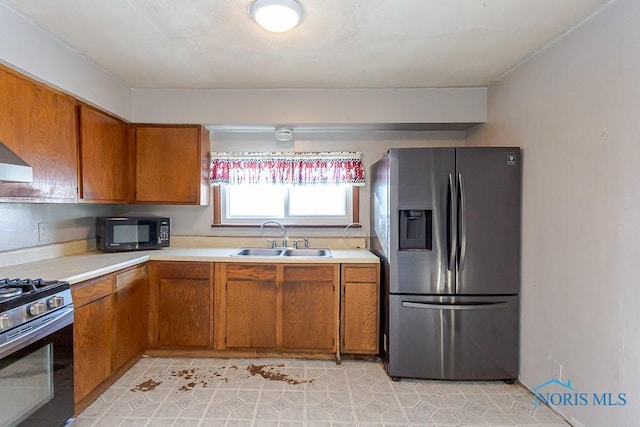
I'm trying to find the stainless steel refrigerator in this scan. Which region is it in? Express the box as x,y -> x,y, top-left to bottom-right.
371,147 -> 521,380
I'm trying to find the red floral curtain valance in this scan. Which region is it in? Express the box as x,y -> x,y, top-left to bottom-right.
210,151 -> 365,186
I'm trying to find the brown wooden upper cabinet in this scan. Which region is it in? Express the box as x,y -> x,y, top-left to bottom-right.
0,65 -> 78,202
133,125 -> 210,205
77,103 -> 133,203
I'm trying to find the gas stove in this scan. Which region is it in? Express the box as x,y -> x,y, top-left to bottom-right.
0,278 -> 73,335
0,278 -> 75,427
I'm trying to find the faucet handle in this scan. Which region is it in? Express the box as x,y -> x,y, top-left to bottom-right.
266,239 -> 277,248
303,237 -> 309,248
292,239 -> 303,249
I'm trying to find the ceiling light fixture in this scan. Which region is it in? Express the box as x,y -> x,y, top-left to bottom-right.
249,0 -> 303,33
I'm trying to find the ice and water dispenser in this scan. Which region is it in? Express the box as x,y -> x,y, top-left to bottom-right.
398,209 -> 432,250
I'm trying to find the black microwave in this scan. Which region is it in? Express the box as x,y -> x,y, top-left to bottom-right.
96,216 -> 170,252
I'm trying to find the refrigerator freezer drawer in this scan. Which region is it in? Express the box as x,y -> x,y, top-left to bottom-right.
386,295 -> 519,380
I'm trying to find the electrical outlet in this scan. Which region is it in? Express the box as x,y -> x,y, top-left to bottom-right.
37,222 -> 50,241
551,359 -> 562,380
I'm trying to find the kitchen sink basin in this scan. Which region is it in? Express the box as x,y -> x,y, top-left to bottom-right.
230,247 -> 332,257
231,248 -> 284,257
282,248 -> 332,257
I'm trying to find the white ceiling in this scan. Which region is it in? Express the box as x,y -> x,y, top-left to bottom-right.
2,0 -> 611,90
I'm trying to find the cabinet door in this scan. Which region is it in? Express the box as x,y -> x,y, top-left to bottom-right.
341,265 -> 380,354
282,265 -> 338,351
222,264 -> 278,349
134,125 -> 210,205
226,279 -> 278,348
148,262 -> 213,348
73,295 -> 114,404
114,267 -> 148,369
157,278 -> 211,347
0,66 -> 77,201
78,103 -> 132,203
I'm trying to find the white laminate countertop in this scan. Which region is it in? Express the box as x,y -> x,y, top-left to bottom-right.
0,248 -> 379,285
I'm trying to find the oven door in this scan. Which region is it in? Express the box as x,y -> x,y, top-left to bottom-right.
0,307 -> 74,427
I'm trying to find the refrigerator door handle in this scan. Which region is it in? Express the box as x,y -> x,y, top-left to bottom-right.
401,301 -> 509,310
448,173 -> 457,271
458,172 -> 467,270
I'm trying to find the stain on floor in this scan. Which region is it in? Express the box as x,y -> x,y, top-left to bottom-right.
131,379 -> 162,392
130,362 -> 315,393
247,363 -> 314,385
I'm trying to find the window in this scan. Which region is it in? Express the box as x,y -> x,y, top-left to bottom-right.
210,151 -> 364,226
218,184 -> 354,225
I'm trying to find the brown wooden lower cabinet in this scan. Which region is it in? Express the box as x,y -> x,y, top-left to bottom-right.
114,266 -> 148,369
282,265 -> 337,351
341,264 -> 380,354
148,261 -> 214,348
71,265 -> 148,412
225,277 -> 278,348
218,264 -> 278,349
72,276 -> 114,404
215,263 -> 339,353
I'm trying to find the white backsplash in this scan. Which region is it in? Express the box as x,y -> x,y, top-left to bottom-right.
0,239 -> 96,269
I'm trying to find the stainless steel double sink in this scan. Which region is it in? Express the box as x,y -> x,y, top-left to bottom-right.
231,247 -> 332,258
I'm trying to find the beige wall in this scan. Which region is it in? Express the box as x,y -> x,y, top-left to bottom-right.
467,0 -> 639,425
0,203 -> 112,252
130,87 -> 486,126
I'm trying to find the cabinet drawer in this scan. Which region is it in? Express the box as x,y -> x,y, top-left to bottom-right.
283,265 -> 335,281
156,262 -> 210,279
343,266 -> 378,283
116,265 -> 147,290
72,275 -> 114,308
226,264 -> 277,280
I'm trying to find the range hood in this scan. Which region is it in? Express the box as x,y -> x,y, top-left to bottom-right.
0,141 -> 33,183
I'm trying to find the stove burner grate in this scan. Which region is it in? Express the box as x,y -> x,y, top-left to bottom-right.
0,287 -> 23,298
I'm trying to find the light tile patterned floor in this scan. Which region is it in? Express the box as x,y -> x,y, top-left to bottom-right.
75,357 -> 570,427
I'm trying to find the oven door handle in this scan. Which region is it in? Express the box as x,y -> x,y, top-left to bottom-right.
0,306 -> 74,359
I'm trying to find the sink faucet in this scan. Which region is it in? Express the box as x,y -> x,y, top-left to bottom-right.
292,237 -> 309,249
259,220 -> 287,248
